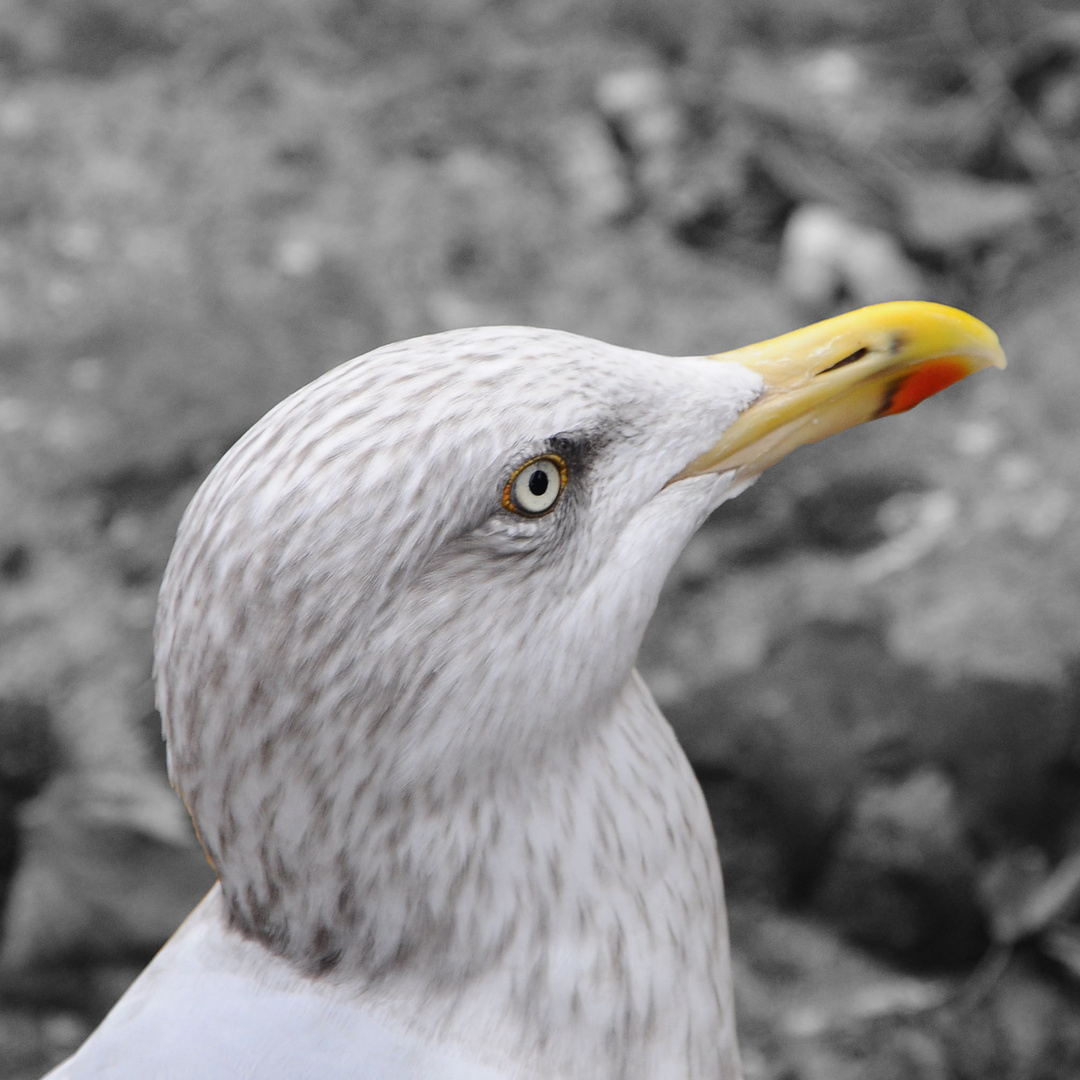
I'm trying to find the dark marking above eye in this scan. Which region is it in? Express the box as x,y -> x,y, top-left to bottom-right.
547,430 -> 603,464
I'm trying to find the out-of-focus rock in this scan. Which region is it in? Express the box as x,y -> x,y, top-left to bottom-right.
721,47 -> 893,222
0,1008 -> 87,1080
595,67 -> 682,152
779,204 -> 924,313
595,66 -> 684,202
733,897 -> 1080,1077
1032,67 -> 1080,134
853,488 -> 958,584
0,774 -> 213,983
730,899 -> 950,1079
811,769 -> 985,965
662,611 -> 1080,913
550,113 -> 634,225
0,698 -> 60,916
899,172 -> 1039,253
1010,13 -> 1080,135
992,966 -> 1070,1079
0,699 -> 58,806
672,621 -> 918,902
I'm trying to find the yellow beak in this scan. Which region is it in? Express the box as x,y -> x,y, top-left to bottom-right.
675,301 -> 1006,482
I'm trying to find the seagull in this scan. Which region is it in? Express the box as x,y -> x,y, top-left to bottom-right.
44,302 -> 1004,1080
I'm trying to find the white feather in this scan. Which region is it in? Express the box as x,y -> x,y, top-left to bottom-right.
43,888 -> 515,1080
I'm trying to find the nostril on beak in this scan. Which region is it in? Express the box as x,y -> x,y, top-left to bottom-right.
819,347 -> 868,375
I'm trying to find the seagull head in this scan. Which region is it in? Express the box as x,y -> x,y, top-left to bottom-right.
154,303 -> 1002,1065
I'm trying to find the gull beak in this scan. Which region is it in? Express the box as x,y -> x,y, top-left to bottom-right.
674,301 -> 1006,483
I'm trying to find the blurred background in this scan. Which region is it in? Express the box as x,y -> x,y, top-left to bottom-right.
0,0 -> 1079,1076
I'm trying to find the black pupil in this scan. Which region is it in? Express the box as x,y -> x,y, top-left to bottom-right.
528,468 -> 549,497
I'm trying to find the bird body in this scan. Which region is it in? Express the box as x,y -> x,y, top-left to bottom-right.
43,309 -> 1004,1080
43,885 -> 525,1080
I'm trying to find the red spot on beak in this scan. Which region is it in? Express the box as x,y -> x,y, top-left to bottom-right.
878,357 -> 973,417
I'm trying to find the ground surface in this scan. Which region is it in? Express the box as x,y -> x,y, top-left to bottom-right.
1,1 -> 1079,1077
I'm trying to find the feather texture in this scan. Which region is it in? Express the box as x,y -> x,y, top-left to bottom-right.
47,327 -> 765,1079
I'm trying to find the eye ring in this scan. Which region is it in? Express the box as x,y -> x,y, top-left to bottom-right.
502,454 -> 568,517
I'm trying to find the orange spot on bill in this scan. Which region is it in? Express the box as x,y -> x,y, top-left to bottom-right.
877,357 -> 973,417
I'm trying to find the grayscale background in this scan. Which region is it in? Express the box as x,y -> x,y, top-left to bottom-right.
0,1 -> 1078,1076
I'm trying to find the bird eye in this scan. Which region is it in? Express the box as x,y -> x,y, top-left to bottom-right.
502,454 -> 567,517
